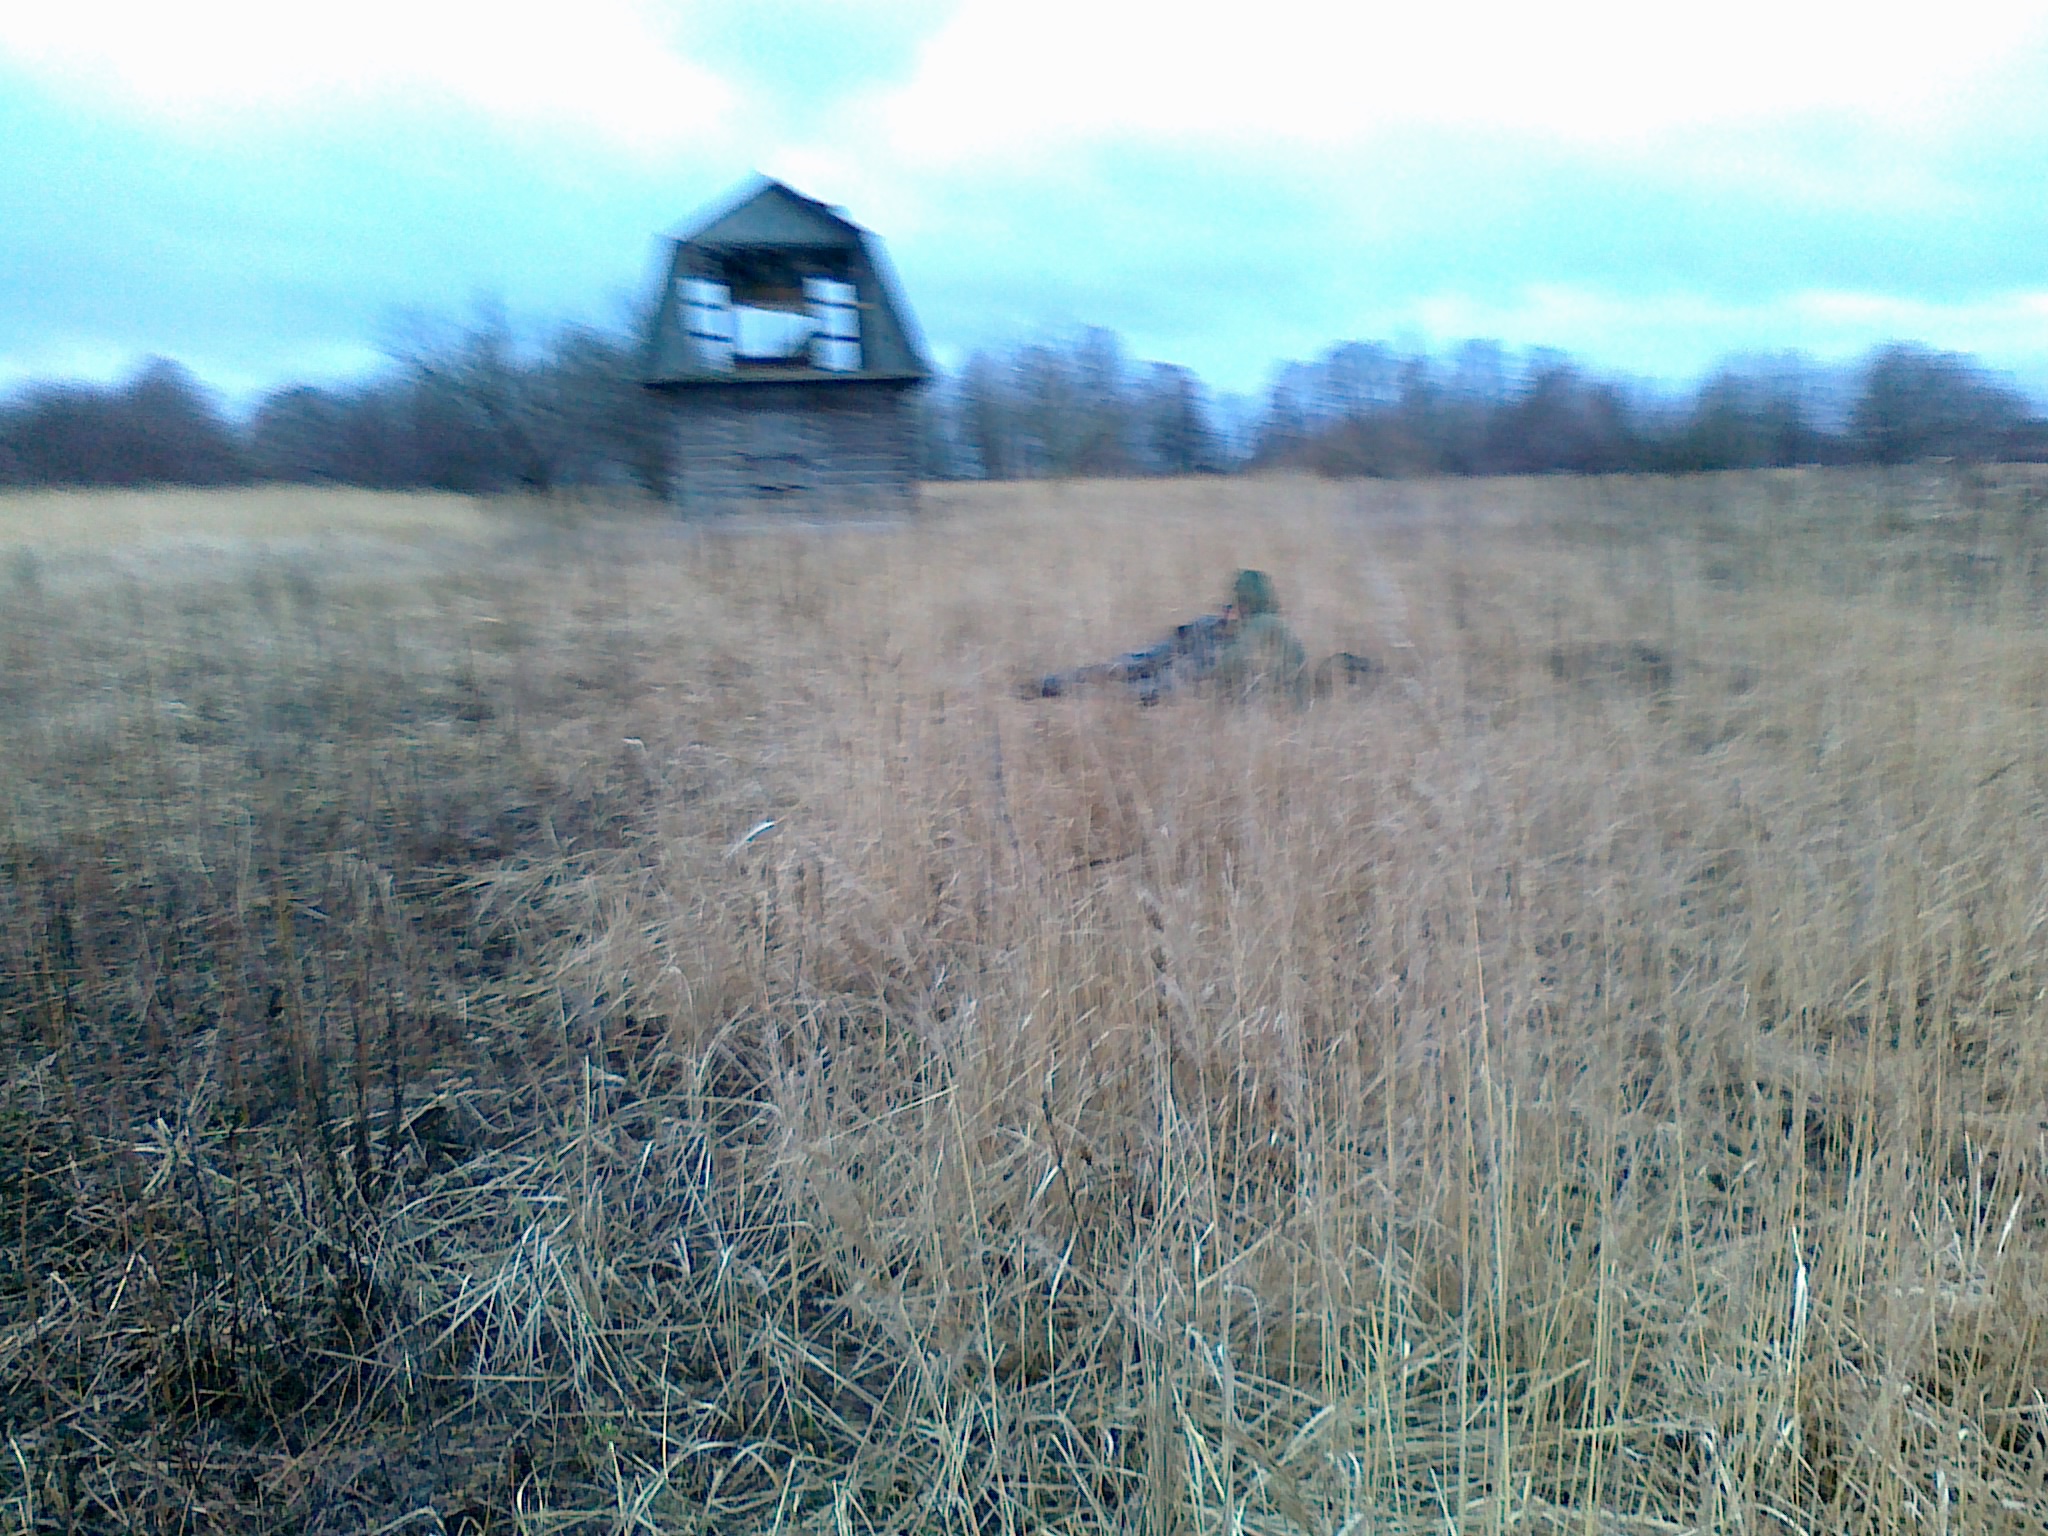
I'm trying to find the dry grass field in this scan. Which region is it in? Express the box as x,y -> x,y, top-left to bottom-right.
3,469 -> 2048,1534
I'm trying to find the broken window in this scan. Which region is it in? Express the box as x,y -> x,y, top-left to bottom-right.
733,305 -> 816,363
683,258 -> 860,373
681,277 -> 734,372
806,278 -> 861,372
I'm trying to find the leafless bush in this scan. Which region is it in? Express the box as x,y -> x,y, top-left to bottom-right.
247,313 -> 672,497
0,359 -> 247,487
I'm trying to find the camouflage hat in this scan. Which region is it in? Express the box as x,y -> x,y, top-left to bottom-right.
1230,569 -> 1280,617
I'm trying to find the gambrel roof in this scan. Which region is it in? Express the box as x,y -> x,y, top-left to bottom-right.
643,177 -> 932,386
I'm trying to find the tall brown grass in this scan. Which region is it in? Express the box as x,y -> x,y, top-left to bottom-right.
3,468 -> 2046,1533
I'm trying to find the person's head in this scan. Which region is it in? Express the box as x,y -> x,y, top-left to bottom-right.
1230,569 -> 1279,618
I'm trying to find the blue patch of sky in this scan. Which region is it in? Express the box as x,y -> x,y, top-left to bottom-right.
675,0 -> 951,127
6,17 -> 2048,409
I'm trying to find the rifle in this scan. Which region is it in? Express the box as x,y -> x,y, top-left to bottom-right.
1029,613 -> 1234,704
1028,618 -> 1380,706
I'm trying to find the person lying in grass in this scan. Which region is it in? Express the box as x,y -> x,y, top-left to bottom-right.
1028,569 -> 1371,705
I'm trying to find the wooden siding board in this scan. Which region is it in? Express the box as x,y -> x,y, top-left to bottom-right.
663,382 -> 917,515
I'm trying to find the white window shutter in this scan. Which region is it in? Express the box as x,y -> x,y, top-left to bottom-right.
804,277 -> 861,372
681,277 -> 734,372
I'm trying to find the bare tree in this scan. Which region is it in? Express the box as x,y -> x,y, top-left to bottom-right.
0,360 -> 245,487
1140,364 -> 1217,475
1851,345 -> 2032,465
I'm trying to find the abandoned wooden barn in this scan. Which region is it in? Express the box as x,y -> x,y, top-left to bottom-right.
642,178 -> 932,515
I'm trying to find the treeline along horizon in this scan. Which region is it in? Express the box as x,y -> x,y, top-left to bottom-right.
3,316 -> 2043,494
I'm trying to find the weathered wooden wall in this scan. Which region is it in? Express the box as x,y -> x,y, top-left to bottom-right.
664,383 -> 918,515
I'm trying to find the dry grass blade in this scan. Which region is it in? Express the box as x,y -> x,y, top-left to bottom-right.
3,468 -> 2047,1533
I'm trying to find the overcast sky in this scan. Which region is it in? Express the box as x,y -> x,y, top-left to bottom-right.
5,0 -> 2047,404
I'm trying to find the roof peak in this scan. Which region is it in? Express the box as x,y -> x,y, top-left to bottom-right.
670,175 -> 863,247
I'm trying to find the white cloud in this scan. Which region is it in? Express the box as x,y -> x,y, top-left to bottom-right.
9,1 -> 2048,401
0,340 -> 139,394
881,0 -> 2048,162
0,0 -> 739,149
21,2 -> 2038,167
